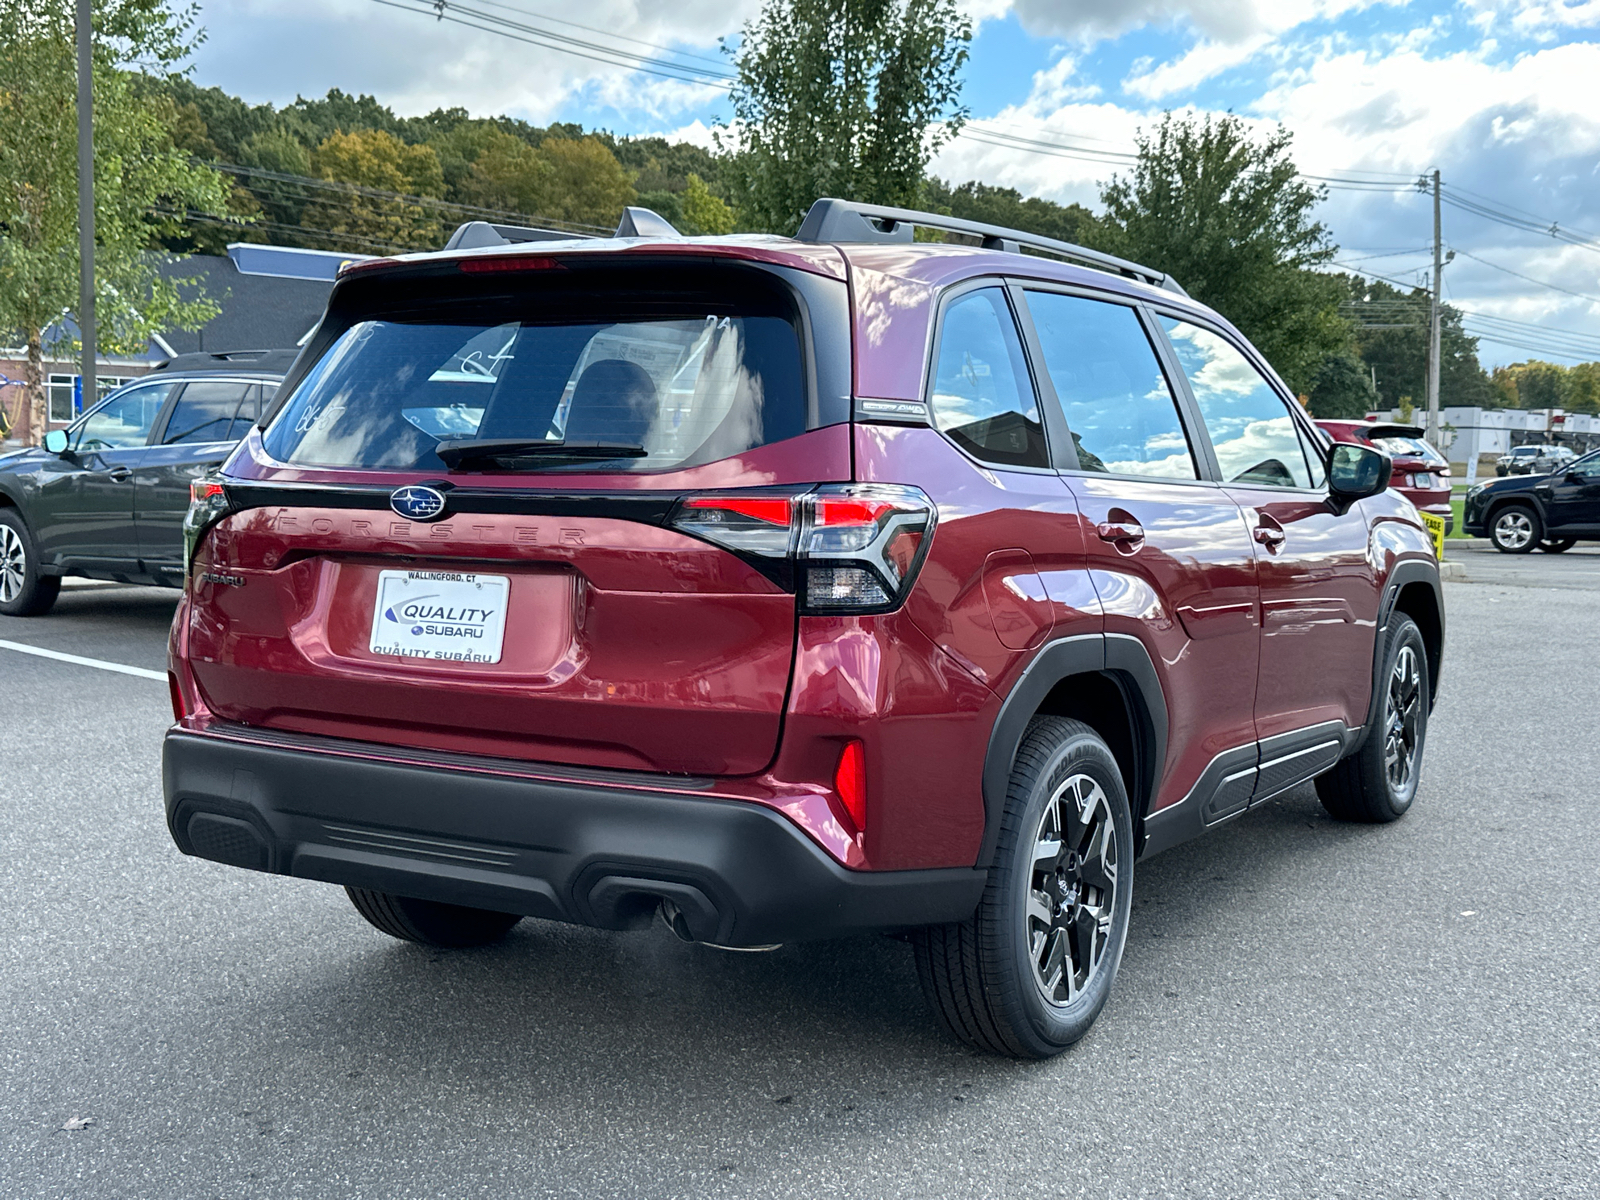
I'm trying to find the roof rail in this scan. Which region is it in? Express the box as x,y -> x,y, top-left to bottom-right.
794,198 -> 1187,297
445,206 -> 682,252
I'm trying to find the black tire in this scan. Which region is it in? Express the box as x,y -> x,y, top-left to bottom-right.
1316,614 -> 1430,824
1540,538 -> 1576,553
912,717 -> 1134,1059
0,509 -> 61,617
1488,503 -> 1541,554
345,887 -> 521,948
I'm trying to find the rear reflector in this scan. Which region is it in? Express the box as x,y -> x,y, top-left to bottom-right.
834,740 -> 866,835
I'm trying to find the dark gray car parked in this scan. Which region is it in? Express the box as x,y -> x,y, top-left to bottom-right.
0,350 -> 295,616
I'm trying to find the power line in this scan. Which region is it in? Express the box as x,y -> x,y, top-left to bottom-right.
371,0 -> 733,87
1439,189 -> 1600,257
1449,246 -> 1600,306
466,0 -> 730,69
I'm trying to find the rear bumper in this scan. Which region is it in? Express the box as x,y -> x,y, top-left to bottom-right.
162,728 -> 986,946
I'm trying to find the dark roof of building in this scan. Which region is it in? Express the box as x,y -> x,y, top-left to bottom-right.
156,252 -> 333,355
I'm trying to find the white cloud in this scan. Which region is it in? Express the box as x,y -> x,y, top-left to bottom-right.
1123,35 -> 1275,99
1460,0 -> 1600,35
936,37 -> 1600,367
1027,55 -> 1102,106
192,0 -> 753,122
1009,0 -> 1408,45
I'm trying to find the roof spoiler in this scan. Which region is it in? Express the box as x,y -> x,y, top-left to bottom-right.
444,206 -> 681,251
153,349 -> 301,374
794,198 -> 1187,296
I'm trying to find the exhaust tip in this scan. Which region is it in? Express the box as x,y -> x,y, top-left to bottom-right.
657,901 -> 781,952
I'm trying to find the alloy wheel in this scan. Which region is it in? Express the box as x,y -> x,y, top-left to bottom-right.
0,524 -> 25,604
1493,509 -> 1533,551
1027,773 -> 1119,1008
1383,645 -> 1423,796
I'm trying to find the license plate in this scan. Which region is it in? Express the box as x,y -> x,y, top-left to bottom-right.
369,570 -> 510,664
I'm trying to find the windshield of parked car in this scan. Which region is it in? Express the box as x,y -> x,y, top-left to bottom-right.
263,280 -> 805,473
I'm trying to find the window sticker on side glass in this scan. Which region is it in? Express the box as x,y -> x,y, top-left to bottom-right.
369,571 -> 510,664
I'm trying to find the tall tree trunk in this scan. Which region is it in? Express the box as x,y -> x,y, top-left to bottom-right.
19,328 -> 46,446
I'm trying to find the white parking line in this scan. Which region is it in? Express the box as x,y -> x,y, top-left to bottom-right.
0,639 -> 166,682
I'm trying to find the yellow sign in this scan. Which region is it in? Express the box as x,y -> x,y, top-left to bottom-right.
1419,510 -> 1446,559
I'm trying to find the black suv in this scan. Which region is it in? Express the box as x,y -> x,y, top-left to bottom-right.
1465,446 -> 1600,553
0,350 -> 296,615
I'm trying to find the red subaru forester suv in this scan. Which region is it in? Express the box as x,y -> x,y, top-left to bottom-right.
165,200 -> 1443,1058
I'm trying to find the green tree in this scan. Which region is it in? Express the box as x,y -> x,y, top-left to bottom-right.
679,173 -> 736,235
0,0 -> 228,443
1097,113 -> 1346,395
1562,361 -> 1600,415
304,128 -> 445,252
723,0 -> 972,234
1307,351 -> 1379,419
1490,360 -> 1568,411
453,127 -> 553,219
534,136 -> 635,228
923,177 -> 1100,245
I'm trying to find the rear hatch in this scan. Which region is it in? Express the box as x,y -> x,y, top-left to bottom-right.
183,253 -> 852,776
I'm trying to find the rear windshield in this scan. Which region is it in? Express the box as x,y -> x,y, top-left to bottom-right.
1373,435 -> 1436,459
263,276 -> 805,473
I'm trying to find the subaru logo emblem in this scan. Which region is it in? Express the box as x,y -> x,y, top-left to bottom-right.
391,485 -> 447,522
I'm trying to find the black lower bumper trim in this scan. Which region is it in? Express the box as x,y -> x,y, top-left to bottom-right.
162,730 -> 986,946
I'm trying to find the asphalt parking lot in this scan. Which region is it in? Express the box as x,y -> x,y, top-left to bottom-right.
2,554 -> 1597,1199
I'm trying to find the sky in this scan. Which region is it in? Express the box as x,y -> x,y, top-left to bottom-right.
187,0 -> 1600,370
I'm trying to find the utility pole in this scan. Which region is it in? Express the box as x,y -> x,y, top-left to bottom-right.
77,0 -> 95,414
1426,168 -> 1441,448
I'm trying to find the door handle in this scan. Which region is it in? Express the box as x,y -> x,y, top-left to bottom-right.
106,466 -> 132,482
1096,520 -> 1144,544
1254,525 -> 1286,550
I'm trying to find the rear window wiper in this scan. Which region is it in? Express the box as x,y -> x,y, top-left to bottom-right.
434,438 -> 648,468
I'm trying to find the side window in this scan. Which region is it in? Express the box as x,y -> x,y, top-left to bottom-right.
1024,291 -> 1197,479
225,385 -> 266,440
1160,318 -> 1314,490
73,382 -> 175,451
161,381 -> 252,445
1297,422 -> 1327,488
928,288 -> 1048,469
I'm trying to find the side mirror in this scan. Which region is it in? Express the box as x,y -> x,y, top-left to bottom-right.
1328,442 -> 1390,502
42,429 -> 69,454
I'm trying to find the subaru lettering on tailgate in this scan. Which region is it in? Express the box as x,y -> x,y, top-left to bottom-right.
369,570 -> 510,663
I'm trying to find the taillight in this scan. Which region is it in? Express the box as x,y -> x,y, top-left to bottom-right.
673,495 -> 797,556
183,475 -> 233,576
834,740 -> 866,835
668,484 -> 935,614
